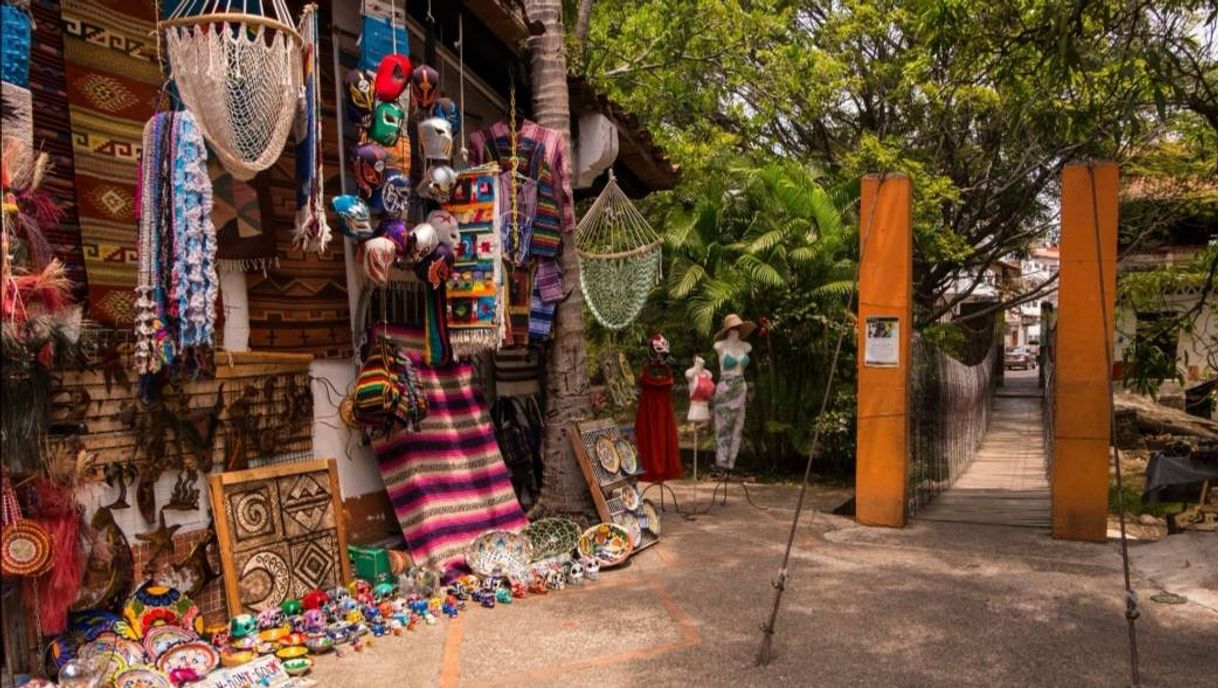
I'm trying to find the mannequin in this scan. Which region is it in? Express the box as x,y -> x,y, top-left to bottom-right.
635,333 -> 682,482
712,314 -> 754,472
686,356 -> 715,423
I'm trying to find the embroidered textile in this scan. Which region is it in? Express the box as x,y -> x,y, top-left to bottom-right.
442,167 -> 503,358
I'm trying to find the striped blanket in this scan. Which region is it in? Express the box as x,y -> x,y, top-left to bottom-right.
373,326 -> 526,576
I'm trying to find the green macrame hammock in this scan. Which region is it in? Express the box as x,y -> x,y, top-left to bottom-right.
576,174 -> 662,331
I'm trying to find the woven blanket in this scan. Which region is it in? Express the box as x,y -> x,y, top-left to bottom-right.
443,167 -> 503,358
60,0 -> 159,326
373,326 -> 527,577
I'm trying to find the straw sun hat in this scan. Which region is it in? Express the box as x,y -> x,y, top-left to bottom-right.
714,313 -> 757,341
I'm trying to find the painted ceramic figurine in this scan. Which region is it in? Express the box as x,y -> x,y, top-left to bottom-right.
712,314 -> 755,472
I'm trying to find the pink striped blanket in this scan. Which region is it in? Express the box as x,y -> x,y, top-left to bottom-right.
373,326 -> 526,576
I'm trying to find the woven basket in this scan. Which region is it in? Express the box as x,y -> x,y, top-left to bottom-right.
1,519 -> 52,577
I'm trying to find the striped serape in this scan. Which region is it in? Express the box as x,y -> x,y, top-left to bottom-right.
373,326 -> 527,577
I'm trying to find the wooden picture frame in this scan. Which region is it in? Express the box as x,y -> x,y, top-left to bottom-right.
209,458 -> 352,616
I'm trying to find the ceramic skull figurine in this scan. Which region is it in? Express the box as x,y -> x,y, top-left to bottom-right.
230,614 -> 257,639
418,117 -> 453,161
544,569 -> 565,591
566,560 -> 585,586
372,582 -> 397,602
584,558 -> 600,581
329,586 -> 351,603
257,608 -> 284,630
302,589 -> 329,611
417,165 -> 457,203
281,599 -> 303,617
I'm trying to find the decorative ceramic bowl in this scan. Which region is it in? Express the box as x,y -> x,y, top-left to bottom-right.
276,645 -> 308,660
577,523 -> 633,567
142,625 -> 197,660
464,530 -> 534,582
305,634 -> 334,654
280,632 -> 306,647
219,650 -> 255,668
522,518 -> 581,562
154,641 -> 218,678
282,657 -> 313,676
254,642 -> 275,655
613,514 -> 643,548
228,635 -> 256,651
259,627 -> 288,643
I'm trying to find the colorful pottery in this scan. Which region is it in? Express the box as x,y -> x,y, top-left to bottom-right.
522,518 -> 581,562
280,599 -> 303,617
616,485 -> 641,512
275,645 -> 308,660
616,438 -> 639,474
594,436 -> 620,473
282,657 -> 313,676
642,500 -> 661,536
154,641 -> 218,678
141,625 -> 197,660
219,650 -> 255,667
258,627 -> 288,643
577,523 -> 633,567
122,582 -> 203,638
48,610 -> 128,670
464,530 -> 533,583
613,514 -> 643,548
304,633 -> 333,653
229,614 -> 257,639
113,666 -> 172,688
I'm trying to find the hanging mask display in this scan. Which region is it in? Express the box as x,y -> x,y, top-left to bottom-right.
360,236 -> 398,285
332,195 -> 374,239
377,218 -> 413,258
431,98 -> 460,136
409,222 -> 439,263
418,117 -> 454,161
374,54 -> 412,102
427,210 -> 460,251
376,173 -> 412,217
344,69 -> 376,127
417,165 -> 457,203
410,64 -> 440,109
352,142 -> 388,197
368,102 -> 405,146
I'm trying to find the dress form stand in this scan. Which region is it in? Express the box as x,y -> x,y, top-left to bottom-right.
683,356 -> 715,516
708,315 -> 763,510
636,333 -> 683,513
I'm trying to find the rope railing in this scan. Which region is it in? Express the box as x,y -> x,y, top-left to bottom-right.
907,335 -> 997,517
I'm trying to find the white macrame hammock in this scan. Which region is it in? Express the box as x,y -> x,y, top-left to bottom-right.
576,174 -> 662,331
164,0 -> 303,181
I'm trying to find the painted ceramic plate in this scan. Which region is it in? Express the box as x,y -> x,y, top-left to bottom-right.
141,625 -> 197,660
577,523 -> 633,567
154,641 -> 218,678
113,666 -> 172,688
464,530 -> 534,582
616,438 -> 638,474
594,436 -> 620,474
642,500 -> 661,536
616,485 -> 642,512
79,636 -> 146,667
613,514 -> 643,548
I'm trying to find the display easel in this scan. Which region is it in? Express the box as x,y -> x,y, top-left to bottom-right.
708,467 -> 763,510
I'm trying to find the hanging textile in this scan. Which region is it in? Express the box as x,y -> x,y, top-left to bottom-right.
635,361 -> 683,482
134,110 -> 218,377
372,326 -> 527,578
61,0 -> 160,325
293,4 -> 331,255
442,166 -> 503,358
359,0 -> 409,72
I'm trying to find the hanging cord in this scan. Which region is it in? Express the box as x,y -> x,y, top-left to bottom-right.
1086,162 -> 1141,688
456,13 -> 468,165
756,172 -> 888,667
508,78 -> 521,264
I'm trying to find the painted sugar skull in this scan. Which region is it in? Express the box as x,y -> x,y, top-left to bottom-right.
418,116 -> 453,161
302,589 -> 329,611
432,97 -> 460,136
410,64 -> 440,109
584,558 -> 601,581
280,599 -> 302,617
368,102 -> 405,146
302,609 -> 327,633
351,143 -> 388,198
348,579 -> 373,598
544,569 -> 565,591
344,68 -> 376,126
417,165 -> 457,203
426,210 -> 459,251
566,560 -> 585,586
257,608 -> 284,630
372,583 -> 397,603
374,54 -> 412,102
332,195 -> 373,240
329,586 -> 351,603
229,614 -> 257,639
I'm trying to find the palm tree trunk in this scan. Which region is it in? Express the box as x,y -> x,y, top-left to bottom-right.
524,0 -> 595,516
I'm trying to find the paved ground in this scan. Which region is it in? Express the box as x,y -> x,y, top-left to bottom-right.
920,371 -> 1051,528
309,480 -> 1217,687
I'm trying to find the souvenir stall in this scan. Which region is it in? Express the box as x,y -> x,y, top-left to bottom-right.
1,0 -> 682,685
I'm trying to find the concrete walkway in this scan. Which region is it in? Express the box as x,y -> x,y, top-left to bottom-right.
308,481 -> 1217,687
918,371 -> 1051,528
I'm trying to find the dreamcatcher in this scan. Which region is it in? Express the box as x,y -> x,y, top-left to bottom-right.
163,0 -> 304,181
575,173 -> 662,331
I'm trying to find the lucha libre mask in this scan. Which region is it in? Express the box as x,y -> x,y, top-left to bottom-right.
377,218 -> 412,258
416,165 -> 457,203
375,172 -> 411,217
374,54 -> 412,102
351,143 -> 388,198
426,210 -> 459,251
368,102 -> 404,146
418,117 -> 453,161
361,237 -> 397,285
410,64 -> 440,109
344,69 -> 375,127
431,98 -> 460,136
331,195 -> 373,240
409,222 -> 439,262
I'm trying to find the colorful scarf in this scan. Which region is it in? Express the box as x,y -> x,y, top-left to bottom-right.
293,4 -> 331,255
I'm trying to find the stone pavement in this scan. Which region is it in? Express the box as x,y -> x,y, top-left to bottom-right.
309,481 -> 1217,687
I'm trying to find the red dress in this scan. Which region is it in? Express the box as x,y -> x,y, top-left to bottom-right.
635,362 -> 683,482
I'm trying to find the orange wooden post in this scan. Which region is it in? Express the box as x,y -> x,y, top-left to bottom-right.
855,174 -> 912,527
1053,162 -> 1118,542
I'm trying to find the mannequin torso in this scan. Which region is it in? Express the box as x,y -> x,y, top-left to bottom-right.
714,331 -> 752,376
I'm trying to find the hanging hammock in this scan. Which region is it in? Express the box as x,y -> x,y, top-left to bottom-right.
163,0 -> 303,181
576,174 -> 662,331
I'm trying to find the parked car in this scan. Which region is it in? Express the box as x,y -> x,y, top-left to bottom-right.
1004,346 -> 1036,370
